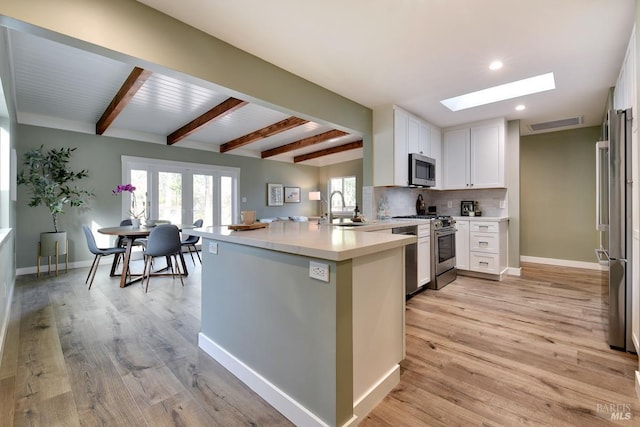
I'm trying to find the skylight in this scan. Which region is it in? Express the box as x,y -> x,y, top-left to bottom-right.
440,72 -> 556,111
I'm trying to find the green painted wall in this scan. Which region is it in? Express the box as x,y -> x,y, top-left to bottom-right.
520,126 -> 601,262
14,124 -> 324,268
0,0 -> 368,269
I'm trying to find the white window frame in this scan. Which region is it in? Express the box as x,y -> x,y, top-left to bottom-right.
327,175 -> 357,215
121,156 -> 240,226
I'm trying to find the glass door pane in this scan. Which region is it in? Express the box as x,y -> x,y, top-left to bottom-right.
193,174 -> 213,226
159,172 -> 182,224
220,176 -> 232,225
130,169 -> 147,221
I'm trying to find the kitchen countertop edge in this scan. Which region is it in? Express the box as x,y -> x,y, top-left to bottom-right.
183,222 -> 416,261
452,216 -> 509,222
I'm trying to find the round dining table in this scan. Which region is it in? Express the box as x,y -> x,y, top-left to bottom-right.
98,224 -> 193,288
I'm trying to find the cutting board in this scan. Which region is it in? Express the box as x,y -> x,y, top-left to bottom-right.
228,223 -> 269,231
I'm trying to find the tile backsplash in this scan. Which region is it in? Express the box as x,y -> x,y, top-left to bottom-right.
363,186 -> 508,219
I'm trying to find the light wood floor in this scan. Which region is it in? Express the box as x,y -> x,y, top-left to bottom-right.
362,263 -> 640,426
0,260 -> 638,426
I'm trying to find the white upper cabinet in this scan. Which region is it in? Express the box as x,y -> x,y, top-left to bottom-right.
407,115 -> 420,154
442,118 -> 506,190
392,108 -> 409,186
373,106 -> 408,187
430,126 -> 442,190
407,116 -> 431,156
373,105 -> 441,187
442,128 -> 469,189
613,25 -> 636,133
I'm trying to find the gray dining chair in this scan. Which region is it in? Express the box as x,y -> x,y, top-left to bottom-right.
82,224 -> 127,290
142,224 -> 184,292
181,219 -> 203,264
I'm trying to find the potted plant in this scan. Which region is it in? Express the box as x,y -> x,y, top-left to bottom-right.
17,145 -> 94,258
112,183 -> 146,227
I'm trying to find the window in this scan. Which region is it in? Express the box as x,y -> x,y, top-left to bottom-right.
122,156 -> 239,226
0,128 -> 10,227
328,176 -> 356,214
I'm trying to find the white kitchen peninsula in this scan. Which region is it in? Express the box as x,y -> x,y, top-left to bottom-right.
182,221 -> 415,427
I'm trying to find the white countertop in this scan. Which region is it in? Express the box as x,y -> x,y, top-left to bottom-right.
183,221 -> 416,261
452,216 -> 509,222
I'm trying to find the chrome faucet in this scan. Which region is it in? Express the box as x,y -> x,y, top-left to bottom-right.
328,190 -> 346,223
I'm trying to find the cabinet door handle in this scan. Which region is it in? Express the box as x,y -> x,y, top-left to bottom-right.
479,225 -> 489,230
479,261 -> 489,266
479,241 -> 488,246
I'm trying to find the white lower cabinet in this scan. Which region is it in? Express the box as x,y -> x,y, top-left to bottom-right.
469,252 -> 499,273
470,232 -> 498,253
456,218 -> 508,278
417,225 -> 431,286
455,220 -> 469,270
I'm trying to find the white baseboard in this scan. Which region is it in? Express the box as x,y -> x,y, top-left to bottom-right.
636,371 -> 640,400
353,365 -> 399,422
198,333 -> 332,427
17,260 -> 86,276
15,256 -> 120,276
507,267 -> 521,276
520,256 -> 603,271
16,246 -> 199,276
0,283 -> 15,368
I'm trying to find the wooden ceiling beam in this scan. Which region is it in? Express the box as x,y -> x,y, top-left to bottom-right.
220,116 -> 309,153
96,67 -> 152,135
261,129 -> 348,159
294,140 -> 363,163
167,97 -> 248,145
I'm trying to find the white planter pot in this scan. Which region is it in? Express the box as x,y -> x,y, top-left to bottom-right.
40,231 -> 68,257
131,218 -> 141,228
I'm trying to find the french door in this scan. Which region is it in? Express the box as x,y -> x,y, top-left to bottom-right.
122,156 -> 239,226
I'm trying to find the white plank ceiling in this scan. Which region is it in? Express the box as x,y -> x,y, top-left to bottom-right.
4,28 -> 363,166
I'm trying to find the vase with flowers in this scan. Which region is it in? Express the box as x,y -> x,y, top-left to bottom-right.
112,184 -> 146,227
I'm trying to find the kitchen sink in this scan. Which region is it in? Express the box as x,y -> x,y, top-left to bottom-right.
329,219 -> 368,227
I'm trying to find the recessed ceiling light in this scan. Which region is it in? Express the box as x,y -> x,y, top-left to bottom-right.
440,72 -> 555,112
515,104 -> 526,111
489,61 -> 503,71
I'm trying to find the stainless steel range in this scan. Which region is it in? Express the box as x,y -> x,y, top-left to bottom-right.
430,216 -> 457,289
392,215 -> 457,291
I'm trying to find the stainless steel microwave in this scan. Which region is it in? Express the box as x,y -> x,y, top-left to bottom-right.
409,153 -> 435,187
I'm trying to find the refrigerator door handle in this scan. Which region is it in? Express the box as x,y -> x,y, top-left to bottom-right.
595,140 -> 609,231
595,248 -> 610,265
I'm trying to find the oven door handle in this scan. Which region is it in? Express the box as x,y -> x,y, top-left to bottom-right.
434,229 -> 457,236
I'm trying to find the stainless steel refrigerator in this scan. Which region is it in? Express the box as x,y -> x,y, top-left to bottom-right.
595,108 -> 633,352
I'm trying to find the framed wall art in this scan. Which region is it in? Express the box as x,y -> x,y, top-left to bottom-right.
284,186 -> 301,203
267,183 -> 283,206
461,200 -> 474,216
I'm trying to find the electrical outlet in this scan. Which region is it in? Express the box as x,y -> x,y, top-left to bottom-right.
208,241 -> 218,254
241,197 -> 247,203
499,200 -> 506,209
447,200 -> 452,208
309,261 -> 329,282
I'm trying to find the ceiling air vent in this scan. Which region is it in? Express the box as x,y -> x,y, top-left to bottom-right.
528,116 -> 584,132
